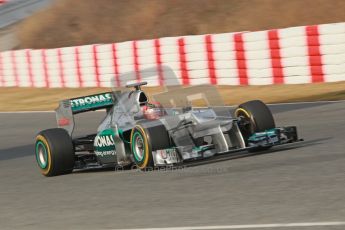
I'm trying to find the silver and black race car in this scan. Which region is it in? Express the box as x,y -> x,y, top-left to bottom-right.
35,82 -> 301,176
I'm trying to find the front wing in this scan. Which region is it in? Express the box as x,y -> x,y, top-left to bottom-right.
152,126 -> 302,166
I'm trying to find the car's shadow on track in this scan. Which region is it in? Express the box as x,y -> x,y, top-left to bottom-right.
0,137 -> 332,179
181,137 -> 331,168
72,137 -> 332,175
0,144 -> 34,161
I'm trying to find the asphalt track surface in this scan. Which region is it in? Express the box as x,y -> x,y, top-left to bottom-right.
0,101 -> 345,229
0,0 -> 53,28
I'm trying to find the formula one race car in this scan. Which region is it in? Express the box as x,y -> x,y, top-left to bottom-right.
35,82 -> 301,176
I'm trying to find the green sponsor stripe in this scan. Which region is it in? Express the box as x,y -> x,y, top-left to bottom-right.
249,128 -> 277,141
71,93 -> 113,112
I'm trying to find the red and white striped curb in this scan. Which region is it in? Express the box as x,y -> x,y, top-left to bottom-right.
0,22 -> 344,87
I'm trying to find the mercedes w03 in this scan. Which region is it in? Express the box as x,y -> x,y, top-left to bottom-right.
34,82 -> 302,176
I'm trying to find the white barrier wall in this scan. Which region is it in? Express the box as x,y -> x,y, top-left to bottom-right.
0,22 -> 344,87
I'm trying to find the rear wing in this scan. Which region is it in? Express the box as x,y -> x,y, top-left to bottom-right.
55,92 -> 118,135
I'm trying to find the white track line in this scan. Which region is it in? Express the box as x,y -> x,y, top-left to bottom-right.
0,100 -> 344,114
116,221 -> 345,230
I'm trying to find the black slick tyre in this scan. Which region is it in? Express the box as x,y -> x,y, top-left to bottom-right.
35,128 -> 75,177
234,100 -> 275,151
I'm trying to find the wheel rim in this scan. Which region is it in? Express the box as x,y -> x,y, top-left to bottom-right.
133,132 -> 145,162
36,141 -> 48,169
235,108 -> 255,134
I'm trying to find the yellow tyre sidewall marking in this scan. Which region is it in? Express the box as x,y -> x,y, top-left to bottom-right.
235,108 -> 251,119
130,125 -> 150,169
36,135 -> 52,175
235,107 -> 257,130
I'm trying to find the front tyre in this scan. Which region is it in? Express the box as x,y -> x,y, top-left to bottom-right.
234,100 -> 275,152
35,128 -> 75,177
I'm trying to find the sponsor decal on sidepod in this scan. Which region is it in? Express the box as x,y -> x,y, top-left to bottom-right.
94,129 -> 116,157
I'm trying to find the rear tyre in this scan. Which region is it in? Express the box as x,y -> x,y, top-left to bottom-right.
234,100 -> 275,152
35,128 -> 75,177
130,123 -> 170,170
